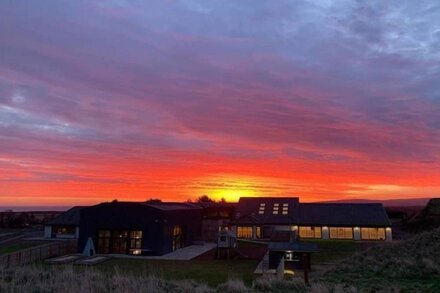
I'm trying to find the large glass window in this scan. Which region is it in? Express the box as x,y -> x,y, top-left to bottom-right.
237,226 -> 253,238
97,229 -> 142,254
299,226 -> 322,238
329,227 -> 353,239
97,230 -> 111,254
112,230 -> 129,254
361,228 -> 386,240
172,225 -> 185,251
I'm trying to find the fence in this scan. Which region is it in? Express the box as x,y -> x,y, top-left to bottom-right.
0,240 -> 77,268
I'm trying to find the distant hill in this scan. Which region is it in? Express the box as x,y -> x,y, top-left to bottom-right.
319,228 -> 440,291
318,197 -> 432,207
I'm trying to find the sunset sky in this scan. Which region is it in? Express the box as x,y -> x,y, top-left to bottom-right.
1,1 -> 440,206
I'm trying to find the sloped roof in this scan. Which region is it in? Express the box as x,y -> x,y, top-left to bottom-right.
47,206 -> 84,226
298,203 -> 391,227
232,197 -> 300,225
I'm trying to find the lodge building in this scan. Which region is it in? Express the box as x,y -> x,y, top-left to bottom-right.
231,197 -> 392,241
45,196 -> 393,256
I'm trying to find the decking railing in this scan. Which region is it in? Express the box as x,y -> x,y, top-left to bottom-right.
0,241 -> 77,268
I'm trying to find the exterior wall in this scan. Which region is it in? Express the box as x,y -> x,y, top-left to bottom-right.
322,226 -> 330,239
386,227 -> 393,241
78,203 -> 202,256
353,227 -> 361,240
44,225 -> 52,238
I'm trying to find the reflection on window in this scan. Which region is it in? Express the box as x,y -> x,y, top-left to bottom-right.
329,227 -> 353,239
361,228 -> 386,240
299,226 -> 322,238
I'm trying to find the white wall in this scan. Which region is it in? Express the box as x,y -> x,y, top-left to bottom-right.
44,225 -> 52,238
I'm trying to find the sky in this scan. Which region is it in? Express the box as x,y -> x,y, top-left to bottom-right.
1,0 -> 440,206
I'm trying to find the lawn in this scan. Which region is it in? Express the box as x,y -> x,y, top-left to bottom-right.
0,243 -> 37,255
96,258 -> 258,287
304,239 -> 363,263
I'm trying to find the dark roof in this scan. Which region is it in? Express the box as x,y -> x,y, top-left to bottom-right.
298,203 -> 391,227
143,202 -> 202,211
47,206 -> 84,226
193,202 -> 237,209
90,201 -> 202,212
232,197 -> 300,225
269,241 -> 318,252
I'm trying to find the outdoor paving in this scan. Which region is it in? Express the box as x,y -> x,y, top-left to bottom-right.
254,252 -> 269,274
112,242 -> 217,261
74,255 -> 111,265
45,254 -> 85,264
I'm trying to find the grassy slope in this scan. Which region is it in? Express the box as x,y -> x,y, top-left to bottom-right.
319,228 -> 440,292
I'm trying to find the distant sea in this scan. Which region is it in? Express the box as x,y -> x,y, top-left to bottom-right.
0,206 -> 72,212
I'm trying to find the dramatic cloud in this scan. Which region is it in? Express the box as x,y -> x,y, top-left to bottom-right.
1,0 -> 439,205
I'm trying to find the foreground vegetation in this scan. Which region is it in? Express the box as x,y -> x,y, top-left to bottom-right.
319,228 -> 440,292
1,230 -> 440,292
0,264 -> 358,293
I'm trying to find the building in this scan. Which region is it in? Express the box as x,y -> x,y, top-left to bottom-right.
77,201 -> 203,256
231,197 -> 392,241
44,206 -> 83,239
195,201 -> 236,242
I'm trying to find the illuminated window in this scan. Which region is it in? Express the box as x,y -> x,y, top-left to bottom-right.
329,227 -> 353,239
256,226 -> 261,238
237,226 -> 253,238
361,228 -> 386,240
273,203 -> 279,215
97,230 -> 142,254
299,226 -> 322,238
172,225 -> 185,251
52,225 -> 76,235
282,203 -> 289,215
258,203 -> 266,214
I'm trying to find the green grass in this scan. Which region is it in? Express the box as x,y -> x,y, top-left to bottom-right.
96,258 -> 258,287
0,228 -> 22,235
303,239 -> 362,263
0,243 -> 36,255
